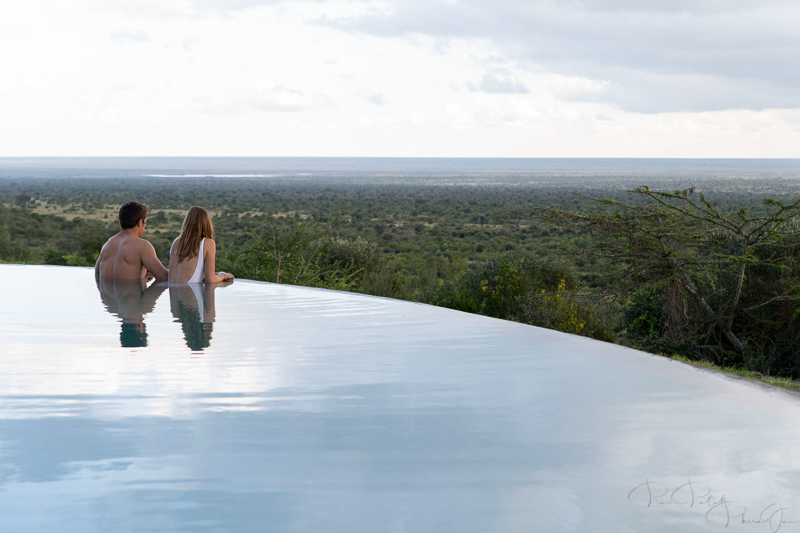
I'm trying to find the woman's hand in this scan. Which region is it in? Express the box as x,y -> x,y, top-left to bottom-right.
216,271 -> 234,281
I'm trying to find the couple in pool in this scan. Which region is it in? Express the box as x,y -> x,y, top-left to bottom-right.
95,201 -> 234,284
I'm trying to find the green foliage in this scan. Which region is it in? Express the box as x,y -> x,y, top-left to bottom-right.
0,227 -> 10,259
36,217 -> 113,266
14,194 -> 31,208
219,213 -> 360,290
321,237 -> 382,275
0,227 -> 35,263
430,251 -> 614,341
620,285 -> 666,349
433,252 -> 570,318
539,187 -> 800,370
71,218 -> 115,262
357,268 -> 409,298
43,245 -> 69,266
63,252 -> 98,267
149,210 -> 168,227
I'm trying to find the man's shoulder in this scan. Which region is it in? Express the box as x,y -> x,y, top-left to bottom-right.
127,238 -> 157,260
98,233 -> 121,254
121,233 -> 153,248
105,233 -> 153,257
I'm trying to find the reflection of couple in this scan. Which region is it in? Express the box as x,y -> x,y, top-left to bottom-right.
169,282 -> 231,351
95,202 -> 234,350
97,276 -> 231,350
97,278 -> 165,348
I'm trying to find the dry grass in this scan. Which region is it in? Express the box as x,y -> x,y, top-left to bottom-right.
667,353 -> 800,394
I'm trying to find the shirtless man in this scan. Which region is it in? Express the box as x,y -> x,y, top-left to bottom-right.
95,202 -> 169,281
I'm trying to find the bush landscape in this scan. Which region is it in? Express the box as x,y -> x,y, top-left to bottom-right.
4,174 -> 800,384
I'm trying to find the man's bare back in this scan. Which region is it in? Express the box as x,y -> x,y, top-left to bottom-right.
95,203 -> 169,281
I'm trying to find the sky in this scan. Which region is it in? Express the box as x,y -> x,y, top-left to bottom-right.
1,0 -> 799,158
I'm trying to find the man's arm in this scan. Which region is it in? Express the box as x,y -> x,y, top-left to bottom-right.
141,241 -> 169,281
140,283 -> 168,311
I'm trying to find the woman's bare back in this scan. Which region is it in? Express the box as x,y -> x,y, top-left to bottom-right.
168,237 -> 205,284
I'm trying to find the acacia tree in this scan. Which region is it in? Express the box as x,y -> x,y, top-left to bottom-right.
221,214 -> 332,285
218,209 -> 364,290
537,186 -> 800,363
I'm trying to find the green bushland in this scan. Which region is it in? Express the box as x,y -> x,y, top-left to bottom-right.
218,213 -> 369,291
539,186 -> 800,378
428,251 -> 615,342
4,176 -> 800,383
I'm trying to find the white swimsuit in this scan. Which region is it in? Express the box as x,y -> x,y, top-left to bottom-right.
170,238 -> 205,284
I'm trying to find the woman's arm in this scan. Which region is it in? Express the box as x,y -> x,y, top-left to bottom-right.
203,238 -> 234,283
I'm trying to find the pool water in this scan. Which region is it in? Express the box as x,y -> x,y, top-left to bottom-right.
2,264 -> 800,532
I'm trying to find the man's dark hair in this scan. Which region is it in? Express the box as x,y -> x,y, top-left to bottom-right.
120,323 -> 147,348
119,202 -> 148,229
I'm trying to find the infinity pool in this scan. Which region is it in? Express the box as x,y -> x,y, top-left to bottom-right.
2,264 -> 800,532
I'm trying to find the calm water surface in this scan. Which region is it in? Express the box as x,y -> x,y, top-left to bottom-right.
2,265 -> 800,532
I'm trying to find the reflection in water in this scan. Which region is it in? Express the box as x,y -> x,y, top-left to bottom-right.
96,277 -> 167,347
96,276 -> 232,350
170,282 -> 230,351
10,266 -> 800,532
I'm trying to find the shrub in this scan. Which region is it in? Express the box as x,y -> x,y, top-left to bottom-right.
0,228 -> 36,263
219,214 -> 357,289
620,285 -> 666,349
71,218 -> 115,262
429,251 -> 615,341
0,228 -> 10,259
320,237 -> 382,276
43,245 -> 69,266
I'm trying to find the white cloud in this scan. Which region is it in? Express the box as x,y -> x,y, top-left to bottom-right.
109,29 -> 152,43
0,0 -> 797,157
364,93 -> 386,105
324,0 -> 800,113
469,73 -> 529,94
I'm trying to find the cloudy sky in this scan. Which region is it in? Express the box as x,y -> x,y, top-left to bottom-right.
2,0 -> 799,157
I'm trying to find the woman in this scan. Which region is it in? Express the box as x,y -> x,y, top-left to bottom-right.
169,206 -> 234,284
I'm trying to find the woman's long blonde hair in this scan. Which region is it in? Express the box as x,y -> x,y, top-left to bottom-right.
175,207 -> 214,262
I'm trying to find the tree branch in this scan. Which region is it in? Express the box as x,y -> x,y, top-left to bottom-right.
744,296 -> 795,312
